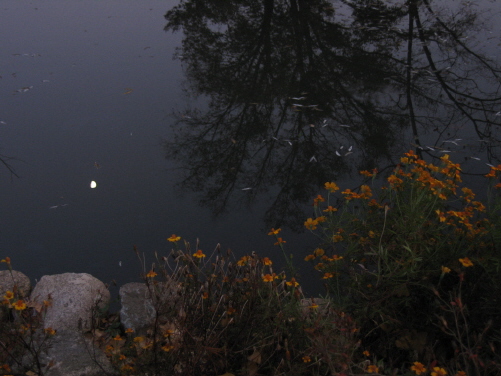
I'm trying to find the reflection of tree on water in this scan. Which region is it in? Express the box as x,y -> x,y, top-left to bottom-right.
0,153 -> 19,180
163,0 -> 501,230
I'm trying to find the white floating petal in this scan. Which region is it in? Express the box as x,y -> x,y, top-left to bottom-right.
90,181 -> 97,188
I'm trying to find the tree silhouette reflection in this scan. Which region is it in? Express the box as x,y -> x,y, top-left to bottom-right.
163,0 -> 501,230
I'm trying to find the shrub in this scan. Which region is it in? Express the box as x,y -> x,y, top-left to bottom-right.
304,151 -> 501,375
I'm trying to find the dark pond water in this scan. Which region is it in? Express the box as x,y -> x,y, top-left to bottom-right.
2,0 -> 501,295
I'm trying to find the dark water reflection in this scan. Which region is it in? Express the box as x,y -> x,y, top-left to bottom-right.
163,0 -> 501,231
1,0 -> 501,294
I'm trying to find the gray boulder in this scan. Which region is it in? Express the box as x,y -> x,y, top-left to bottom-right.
30,273 -> 110,332
120,280 -> 180,334
0,269 -> 31,297
38,330 -> 117,376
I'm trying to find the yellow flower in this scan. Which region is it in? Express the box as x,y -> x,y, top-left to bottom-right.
262,257 -> 273,266
146,270 -> 157,278
302,355 -> 311,363
309,303 -> 319,310
193,249 -> 206,258
363,350 -> 370,357
431,367 -> 447,376
322,272 -> 334,279
4,291 -> 14,300
1,257 -> 11,264
441,266 -> 451,274
459,257 -> 473,267
367,365 -> 379,373
113,334 -> 123,341
411,362 -> 427,375
13,300 -> 26,311
286,278 -> 299,287
167,234 -> 181,242
125,328 -> 134,333
304,218 -> 319,230
262,274 -> 274,282
324,182 -> 339,192
268,228 -> 281,235
133,336 -> 144,343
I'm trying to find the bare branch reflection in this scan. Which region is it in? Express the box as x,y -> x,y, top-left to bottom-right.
163,0 -> 501,230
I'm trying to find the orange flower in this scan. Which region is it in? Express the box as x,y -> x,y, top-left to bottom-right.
367,365 -> 379,373
4,291 -> 14,300
322,272 -> 334,279
161,345 -> 175,352
12,299 -> 26,311
237,256 -> 250,266
274,237 -> 286,245
363,350 -> 370,357
459,257 -> 473,267
431,367 -> 447,376
146,270 -> 157,278
262,274 -> 274,282
193,249 -> 206,258
441,266 -> 451,274
304,254 -> 315,261
324,182 -> 339,192
167,234 -> 181,242
456,371 -> 467,376
262,257 -> 273,266
226,307 -> 236,315
268,228 -> 281,235
323,205 -> 338,212
286,278 -> 299,287
44,327 -> 56,335
113,334 -> 123,341
304,218 -> 319,230
302,355 -> 311,363
314,248 -> 325,257
313,194 -> 325,205
0,257 -> 11,264
125,328 -> 134,333
411,362 -> 427,375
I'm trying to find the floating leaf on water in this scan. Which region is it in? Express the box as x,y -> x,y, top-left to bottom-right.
123,88 -> 133,94
241,187 -> 252,191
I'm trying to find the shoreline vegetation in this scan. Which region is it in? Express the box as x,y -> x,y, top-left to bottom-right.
2,150 -> 501,376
